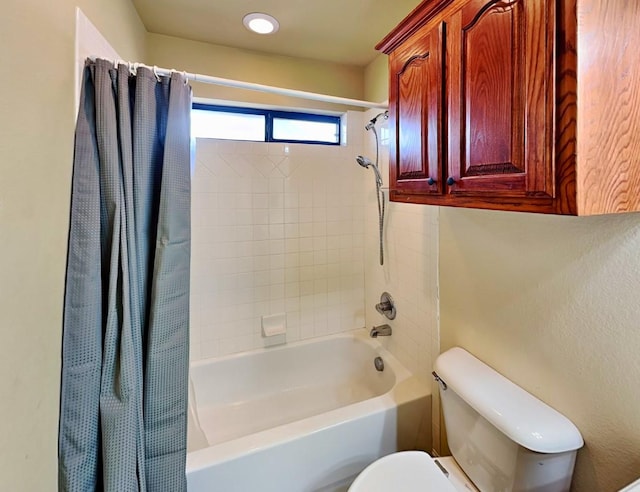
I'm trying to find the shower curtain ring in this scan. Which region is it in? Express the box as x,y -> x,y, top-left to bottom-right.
153,66 -> 161,81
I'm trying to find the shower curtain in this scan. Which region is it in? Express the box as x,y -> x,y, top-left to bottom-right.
58,59 -> 192,491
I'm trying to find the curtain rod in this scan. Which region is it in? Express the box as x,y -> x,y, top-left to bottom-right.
95,58 -> 388,110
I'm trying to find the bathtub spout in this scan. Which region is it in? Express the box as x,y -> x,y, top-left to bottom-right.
370,324 -> 392,338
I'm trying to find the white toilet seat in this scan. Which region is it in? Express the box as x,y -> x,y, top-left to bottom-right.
348,451 -> 458,492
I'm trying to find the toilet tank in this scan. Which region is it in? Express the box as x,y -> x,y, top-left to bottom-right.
434,348 -> 583,492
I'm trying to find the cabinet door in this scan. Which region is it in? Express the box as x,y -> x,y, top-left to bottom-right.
447,0 -> 554,198
389,22 -> 445,196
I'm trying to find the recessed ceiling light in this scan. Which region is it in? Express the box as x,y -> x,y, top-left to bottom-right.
243,13 -> 280,35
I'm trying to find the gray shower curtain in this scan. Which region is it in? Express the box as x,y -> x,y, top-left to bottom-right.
58,59 -> 192,491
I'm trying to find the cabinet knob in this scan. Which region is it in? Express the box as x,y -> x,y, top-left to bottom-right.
427,177 -> 435,185
446,177 -> 455,186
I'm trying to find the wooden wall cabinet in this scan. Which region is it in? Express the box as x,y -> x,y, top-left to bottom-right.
378,0 -> 640,215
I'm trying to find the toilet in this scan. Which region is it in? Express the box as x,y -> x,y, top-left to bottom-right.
349,347 -> 584,492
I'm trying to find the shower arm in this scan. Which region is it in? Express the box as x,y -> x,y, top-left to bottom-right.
365,111 -> 389,131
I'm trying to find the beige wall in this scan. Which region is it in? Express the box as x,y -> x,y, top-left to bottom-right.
440,207 -> 640,491
0,1 -> 146,489
146,33 -> 365,113
364,54 -> 389,104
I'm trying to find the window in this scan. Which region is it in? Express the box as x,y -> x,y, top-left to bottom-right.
191,108 -> 265,141
191,104 -> 341,145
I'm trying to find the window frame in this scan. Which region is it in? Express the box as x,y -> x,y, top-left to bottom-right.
192,103 -> 342,146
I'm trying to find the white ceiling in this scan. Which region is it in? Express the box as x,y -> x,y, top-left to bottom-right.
131,0 -> 423,67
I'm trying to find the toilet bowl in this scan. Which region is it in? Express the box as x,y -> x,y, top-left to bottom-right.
349,451 -> 478,492
349,347 -> 583,492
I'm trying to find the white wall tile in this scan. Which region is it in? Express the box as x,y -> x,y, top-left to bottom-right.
191,111 -> 367,359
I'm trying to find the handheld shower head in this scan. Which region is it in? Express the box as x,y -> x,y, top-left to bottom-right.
360,112 -> 389,267
357,152 -> 387,266
356,155 -> 372,168
356,155 -> 383,187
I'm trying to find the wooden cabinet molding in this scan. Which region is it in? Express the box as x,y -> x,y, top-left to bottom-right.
377,0 -> 640,215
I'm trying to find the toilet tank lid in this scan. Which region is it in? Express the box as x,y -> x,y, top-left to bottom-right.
434,347 -> 584,454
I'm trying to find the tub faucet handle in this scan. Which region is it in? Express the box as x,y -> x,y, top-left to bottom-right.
370,324 -> 392,338
375,292 -> 396,320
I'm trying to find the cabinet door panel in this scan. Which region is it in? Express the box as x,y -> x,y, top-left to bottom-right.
448,0 -> 554,197
464,0 -> 522,175
390,22 -> 444,195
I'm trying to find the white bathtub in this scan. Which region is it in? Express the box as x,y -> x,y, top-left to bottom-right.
186,329 -> 431,492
